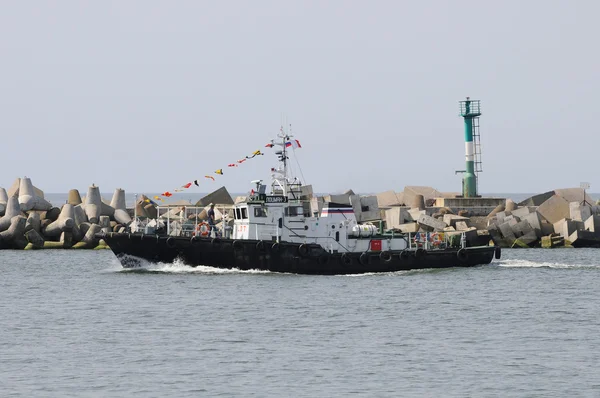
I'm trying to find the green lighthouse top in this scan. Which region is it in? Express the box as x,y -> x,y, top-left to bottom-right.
459,97 -> 481,117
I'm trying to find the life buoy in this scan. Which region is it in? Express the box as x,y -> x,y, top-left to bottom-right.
400,250 -> 410,260
166,237 -> 176,249
298,243 -> 309,257
340,253 -> 352,266
195,222 -> 210,237
457,248 -> 468,261
379,251 -> 392,263
494,246 -> 501,259
359,252 -> 370,266
256,240 -> 266,252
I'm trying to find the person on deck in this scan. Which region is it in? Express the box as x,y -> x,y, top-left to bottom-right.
207,203 -> 216,236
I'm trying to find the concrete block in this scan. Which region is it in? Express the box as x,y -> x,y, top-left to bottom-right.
541,221 -> 554,236
514,231 -> 538,247
403,186 -> 442,208
518,191 -> 555,207
408,208 -> 426,222
353,195 -> 380,222
443,214 -> 471,228
569,202 -> 592,222
417,214 -> 447,232
377,190 -> 404,208
511,219 -> 533,238
195,186 -> 235,206
537,195 -> 570,224
455,221 -> 471,231
523,212 -> 543,238
395,222 -> 419,233
384,207 -> 412,229
554,188 -> 594,205
498,222 -> 516,241
584,215 -> 600,232
511,207 -> 531,219
554,218 -> 578,238
496,211 -> 507,224
568,229 -> 600,248
443,226 -> 456,232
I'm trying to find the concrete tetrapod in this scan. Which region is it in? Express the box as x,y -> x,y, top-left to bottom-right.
0,187 -> 7,216
110,188 -> 132,224
74,204 -> 88,226
68,189 -> 82,206
0,196 -> 22,232
25,211 -> 42,233
43,204 -> 75,238
18,177 -> 52,211
0,216 -> 27,249
84,185 -> 102,223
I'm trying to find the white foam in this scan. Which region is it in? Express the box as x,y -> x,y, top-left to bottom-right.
114,255 -> 272,274
493,259 -> 589,269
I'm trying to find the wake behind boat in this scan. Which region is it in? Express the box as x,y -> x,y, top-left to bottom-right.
101,129 -> 500,275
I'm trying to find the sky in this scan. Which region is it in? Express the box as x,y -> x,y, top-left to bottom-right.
1,1 -> 599,197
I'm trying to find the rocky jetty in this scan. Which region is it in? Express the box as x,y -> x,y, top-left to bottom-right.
0,177 -> 149,251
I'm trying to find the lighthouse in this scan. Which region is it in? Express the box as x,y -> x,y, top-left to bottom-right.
458,97 -> 482,198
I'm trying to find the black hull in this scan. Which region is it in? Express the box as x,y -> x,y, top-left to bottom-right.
101,233 -> 499,275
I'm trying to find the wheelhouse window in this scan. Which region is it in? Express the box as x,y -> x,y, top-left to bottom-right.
241,207 -> 248,219
235,208 -> 241,220
285,206 -> 304,217
254,207 -> 267,217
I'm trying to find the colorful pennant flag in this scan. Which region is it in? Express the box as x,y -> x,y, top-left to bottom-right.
205,175 -> 215,181
153,196 -> 164,201
194,180 -> 199,186
237,159 -> 247,164
182,182 -> 192,189
265,143 -> 274,148
215,169 -> 223,175
228,163 -> 238,167
285,139 -> 302,149
162,191 -> 173,197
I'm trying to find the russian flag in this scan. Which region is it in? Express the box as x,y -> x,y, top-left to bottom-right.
285,139 -> 302,149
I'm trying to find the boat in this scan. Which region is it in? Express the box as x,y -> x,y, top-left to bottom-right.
101,129 -> 500,274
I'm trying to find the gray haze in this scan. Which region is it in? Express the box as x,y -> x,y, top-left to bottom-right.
1,1 -> 598,196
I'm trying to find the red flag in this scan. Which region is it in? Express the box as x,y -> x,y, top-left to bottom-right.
162,191 -> 173,197
265,143 -> 274,148
182,182 -> 192,189
228,163 -> 238,167
237,159 -> 247,164
205,175 -> 215,181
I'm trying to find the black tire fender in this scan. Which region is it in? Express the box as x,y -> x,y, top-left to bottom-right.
379,251 -> 392,263
400,250 -> 410,260
298,243 -> 309,257
256,240 -> 266,252
457,248 -> 468,261
271,242 -> 280,252
166,237 -> 176,249
359,252 -> 370,266
415,248 -> 426,258
494,246 -> 501,259
233,240 -> 243,251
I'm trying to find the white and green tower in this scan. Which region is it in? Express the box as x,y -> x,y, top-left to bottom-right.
457,97 -> 482,197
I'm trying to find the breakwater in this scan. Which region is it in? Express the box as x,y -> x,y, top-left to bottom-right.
0,178 -> 132,250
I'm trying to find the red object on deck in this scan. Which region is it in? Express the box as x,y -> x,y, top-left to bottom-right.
370,240 -> 382,251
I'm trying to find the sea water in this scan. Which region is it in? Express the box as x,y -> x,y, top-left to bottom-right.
1,249 -> 599,397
